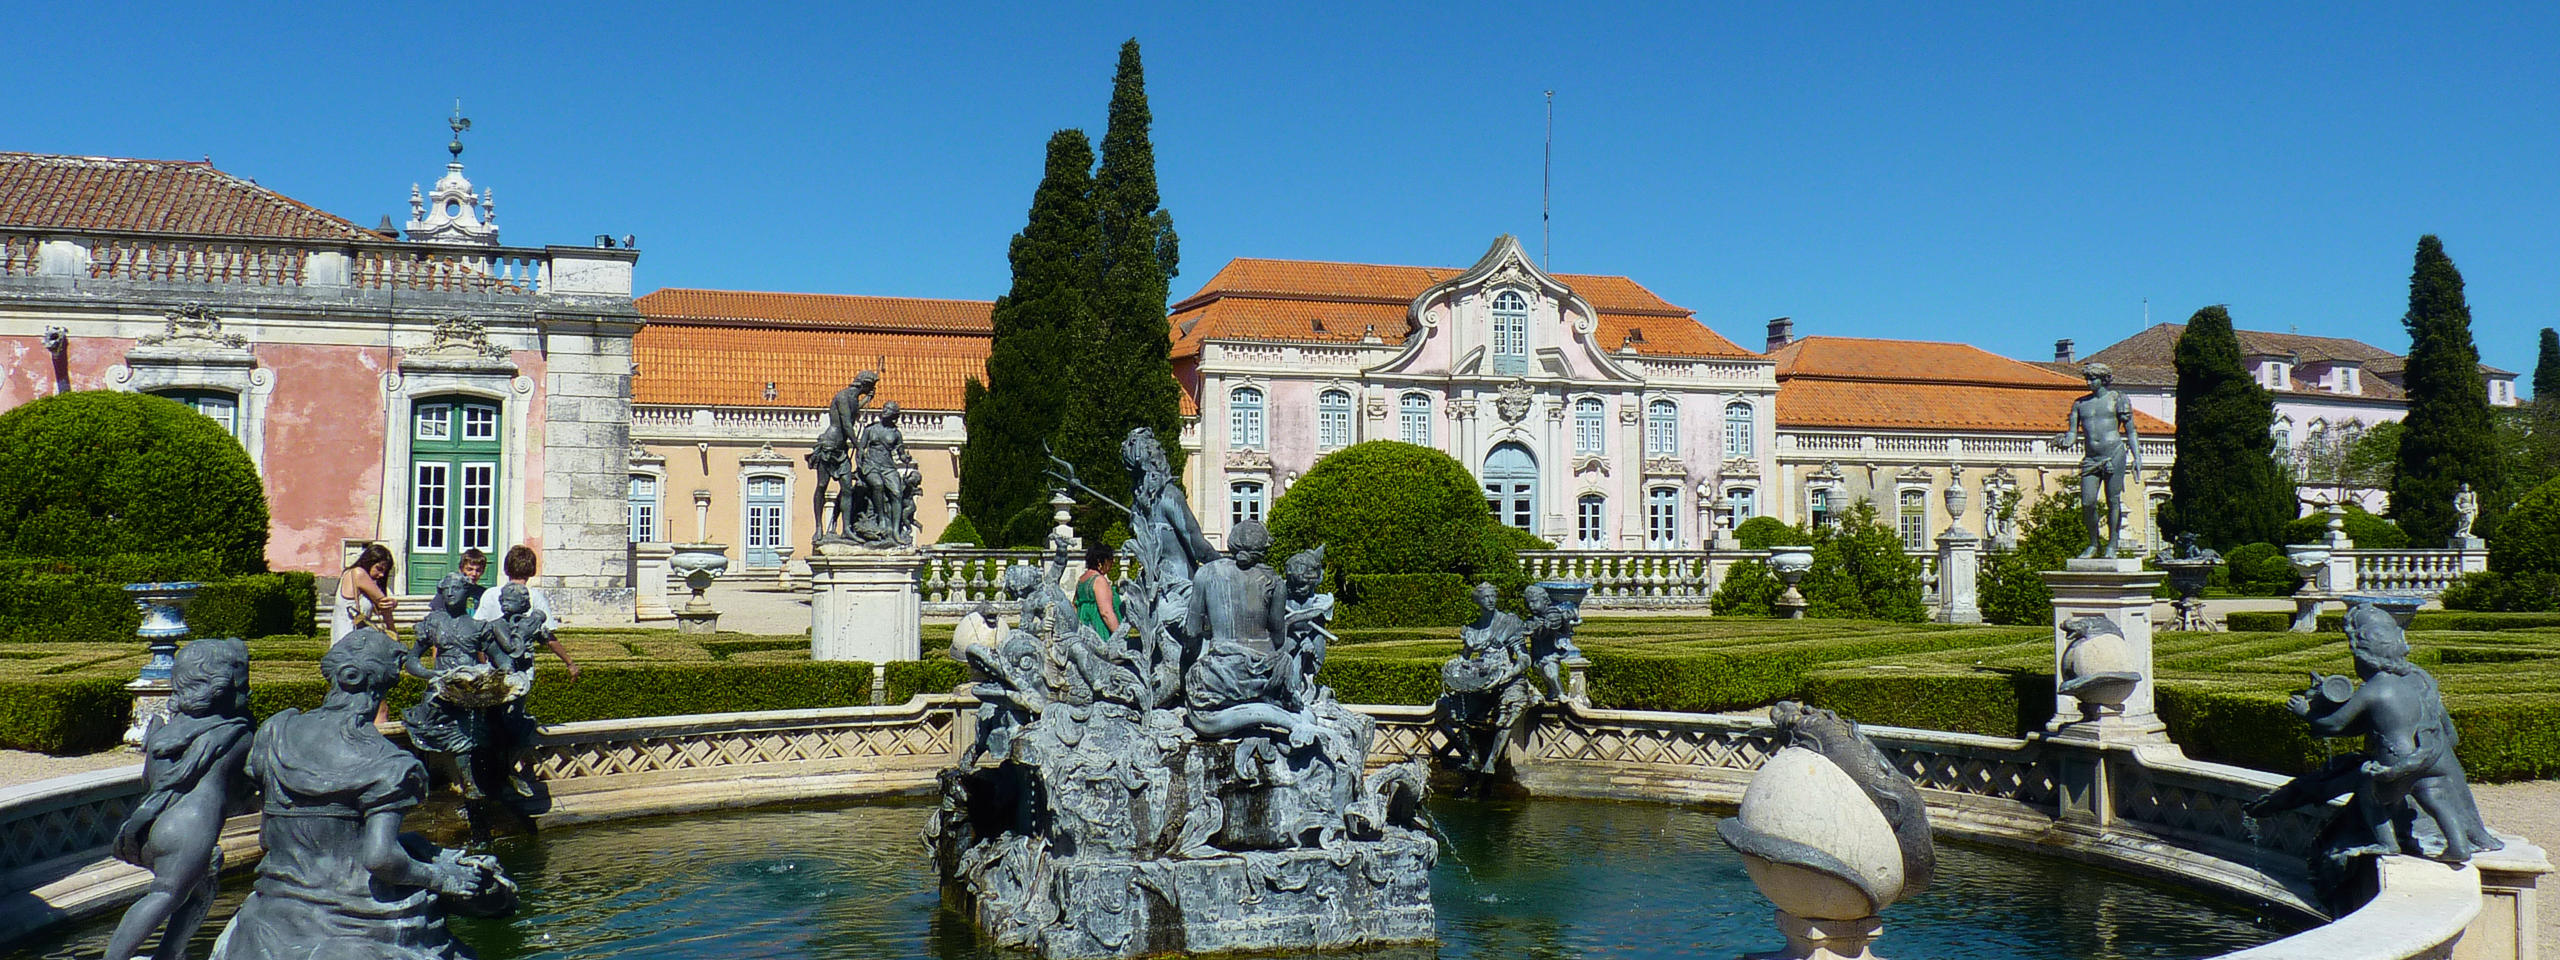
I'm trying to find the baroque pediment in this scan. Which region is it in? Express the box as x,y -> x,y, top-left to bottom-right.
135,303 -> 248,352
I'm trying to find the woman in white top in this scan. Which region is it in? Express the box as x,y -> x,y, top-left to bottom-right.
331,543 -> 399,643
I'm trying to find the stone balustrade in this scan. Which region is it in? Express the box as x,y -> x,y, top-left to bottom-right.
0,228 -> 635,299
2342,548 -> 2487,596
2,696 -> 2547,958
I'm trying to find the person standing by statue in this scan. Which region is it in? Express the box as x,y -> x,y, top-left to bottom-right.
211,628 -> 513,959
2053,362 -> 2139,558
105,639 -> 252,960
1075,539 -> 1122,640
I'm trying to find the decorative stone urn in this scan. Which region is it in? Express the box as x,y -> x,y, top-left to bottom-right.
1536,580 -> 1596,701
122,582 -> 200,747
1941,482 -> 1967,526
1768,547 -> 1815,620
2156,557 -> 2222,632
669,543 -> 731,634
2285,545 -> 2332,597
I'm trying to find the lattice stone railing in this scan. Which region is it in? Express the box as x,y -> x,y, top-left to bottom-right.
0,769 -> 142,883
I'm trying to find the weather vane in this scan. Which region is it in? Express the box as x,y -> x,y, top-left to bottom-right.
447,99 -> 471,159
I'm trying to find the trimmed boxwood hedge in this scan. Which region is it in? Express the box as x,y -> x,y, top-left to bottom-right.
0,571 -> 313,644
1335,574 -> 1475,629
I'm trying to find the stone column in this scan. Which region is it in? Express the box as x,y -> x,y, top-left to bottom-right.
808,547 -> 926,663
633,543 -> 675,621
1934,528 -> 1981,624
2041,558 -> 2169,744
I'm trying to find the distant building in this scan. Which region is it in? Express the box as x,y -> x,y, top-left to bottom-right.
627,290 -> 989,567
1170,237 -> 1780,550
2059,325 -> 2519,510
1765,329 -> 2177,549
0,146 -> 641,616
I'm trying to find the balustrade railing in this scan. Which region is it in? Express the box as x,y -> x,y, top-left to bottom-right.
2342,548 -> 2483,595
87,238 -> 308,286
0,229 -> 620,298
1517,550 -> 1720,608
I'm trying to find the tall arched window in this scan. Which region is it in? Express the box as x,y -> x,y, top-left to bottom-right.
1317,389 -> 1353,449
627,475 -> 659,543
1491,290 -> 1529,375
1723,401 -> 1754,459
1899,489 -> 1927,551
1646,487 -> 1680,547
1574,398 -> 1605,454
2272,417 -> 2293,457
1482,443 -> 1538,531
1576,493 -> 1606,547
1646,400 -> 1678,457
1230,387 -> 1265,448
1230,480 -> 1266,526
1400,393 -> 1432,446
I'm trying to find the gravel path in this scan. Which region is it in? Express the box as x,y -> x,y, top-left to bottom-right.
0,747 -> 135,788
2472,779 -> 2560,957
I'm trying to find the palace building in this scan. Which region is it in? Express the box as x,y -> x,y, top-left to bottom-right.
0,146 -> 642,617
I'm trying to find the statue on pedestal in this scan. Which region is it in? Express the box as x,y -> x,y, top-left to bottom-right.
210,628 -> 514,959
106,639 -> 251,960
2052,362 -> 2139,558
2247,601 -> 2502,905
808,371 -> 919,549
2453,483 -> 2480,543
402,573 -> 507,806
1436,582 -> 1535,794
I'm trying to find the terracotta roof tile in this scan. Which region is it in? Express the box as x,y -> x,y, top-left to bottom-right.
1771,335 -> 2173,434
1168,257 -> 1751,360
2074,323 -> 2460,399
638,288 -> 993,332
633,324 -> 991,411
0,152 -> 377,241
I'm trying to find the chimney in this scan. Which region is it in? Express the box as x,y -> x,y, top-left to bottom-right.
1765,317 -> 1795,352
2054,338 -> 2075,364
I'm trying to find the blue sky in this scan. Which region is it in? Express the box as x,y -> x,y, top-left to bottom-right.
11,3 -> 2557,380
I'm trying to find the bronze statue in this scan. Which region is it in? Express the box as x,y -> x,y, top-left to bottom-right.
2053,362 -> 2139,558
106,639 -> 251,960
1436,582 -> 1536,795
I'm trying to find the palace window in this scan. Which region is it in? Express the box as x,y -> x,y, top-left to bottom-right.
1809,488 -> 1834,529
1646,400 -> 1678,457
1577,494 -> 1606,547
1646,487 -> 1680,547
628,475 -> 659,543
1318,389 -> 1353,449
744,475 -> 788,566
1491,290 -> 1529,375
1230,480 -> 1266,526
1729,487 -> 1757,521
1724,401 -> 1754,459
1899,489 -> 1927,551
156,389 -> 239,438
2273,417 -> 2293,456
1574,397 -> 1605,454
1400,393 -> 1432,446
1230,387 -> 1265,448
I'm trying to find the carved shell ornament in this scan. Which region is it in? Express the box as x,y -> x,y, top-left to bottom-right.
1496,380 -> 1534,424
139,303 -> 247,349
427,315 -> 509,360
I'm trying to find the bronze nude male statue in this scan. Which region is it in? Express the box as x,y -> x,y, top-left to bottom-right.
2053,361 -> 2139,558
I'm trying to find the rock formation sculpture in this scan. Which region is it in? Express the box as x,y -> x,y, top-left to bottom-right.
2247,600 -> 2503,906
106,638 -> 251,960
1718,701 -> 1933,960
925,429 -> 1435,958
210,628 -> 515,958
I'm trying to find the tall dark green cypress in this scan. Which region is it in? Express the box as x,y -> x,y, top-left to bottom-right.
2164,305 -> 2294,550
959,130 -> 1100,546
2534,328 -> 2560,403
2391,235 -> 2503,544
1055,38 -> 1185,519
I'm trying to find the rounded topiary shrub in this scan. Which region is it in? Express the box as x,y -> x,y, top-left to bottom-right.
1268,441 -> 1527,623
2281,505 -> 2409,549
935,513 -> 983,546
1734,516 -> 1806,550
2491,476 -> 2560,576
0,391 -> 268,573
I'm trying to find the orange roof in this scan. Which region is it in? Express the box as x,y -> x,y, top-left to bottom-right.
1168,257 -> 1750,360
0,152 -> 378,240
637,288 -> 993,333
634,291 -> 994,411
1771,336 -> 2173,434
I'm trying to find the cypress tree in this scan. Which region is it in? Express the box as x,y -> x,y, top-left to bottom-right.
1055,38 -> 1185,520
959,130 -> 1100,546
2536,328 -> 2560,403
2390,235 -> 2503,545
2164,305 -> 2294,550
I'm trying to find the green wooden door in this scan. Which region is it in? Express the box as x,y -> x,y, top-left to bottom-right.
406,397 -> 503,594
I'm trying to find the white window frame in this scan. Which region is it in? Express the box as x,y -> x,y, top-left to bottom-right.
1230,386 -> 1266,449
1317,389 -> 1353,449
1399,393 -> 1432,446
415,403 -> 452,441
1646,486 -> 1680,548
1899,488 -> 1927,551
1491,290 -> 1529,374
1574,397 -> 1605,454
1229,480 -> 1267,526
1577,493 -> 1606,547
1723,401 -> 1754,460
412,461 -> 450,552
1646,399 -> 1679,458
458,461 -> 498,552
742,473 -> 790,565
628,474 -> 660,543
1729,487 -> 1757,521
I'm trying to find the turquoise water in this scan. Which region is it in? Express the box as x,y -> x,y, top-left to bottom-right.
11,796 -> 2301,959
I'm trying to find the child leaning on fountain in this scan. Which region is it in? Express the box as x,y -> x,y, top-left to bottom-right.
472,545 -> 580,682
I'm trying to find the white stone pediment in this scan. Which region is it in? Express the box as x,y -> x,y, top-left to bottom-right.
1365,235 -> 1642,386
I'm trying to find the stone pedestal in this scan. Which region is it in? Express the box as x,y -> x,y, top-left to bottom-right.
1772,910 -> 1883,960
675,609 -> 719,634
2290,595 -> 2329,633
1933,529 -> 1981,624
2040,558 -> 2168,745
633,543 -> 675,621
809,546 -> 925,662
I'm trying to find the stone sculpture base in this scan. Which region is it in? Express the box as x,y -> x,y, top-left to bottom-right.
1772,910 -> 1883,960
121,679 -> 170,748
676,610 -> 719,635
948,834 -> 1437,959
1934,530 -> 1981,625
2041,558 -> 2169,746
808,545 -> 924,662
2290,595 -> 2329,633
633,544 -> 675,621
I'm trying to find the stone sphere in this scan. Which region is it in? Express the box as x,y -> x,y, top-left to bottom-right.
1732,746 -> 1906,920
2062,629 -> 2140,711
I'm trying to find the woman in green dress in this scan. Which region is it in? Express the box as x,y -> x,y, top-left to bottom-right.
1073,538 -> 1120,639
